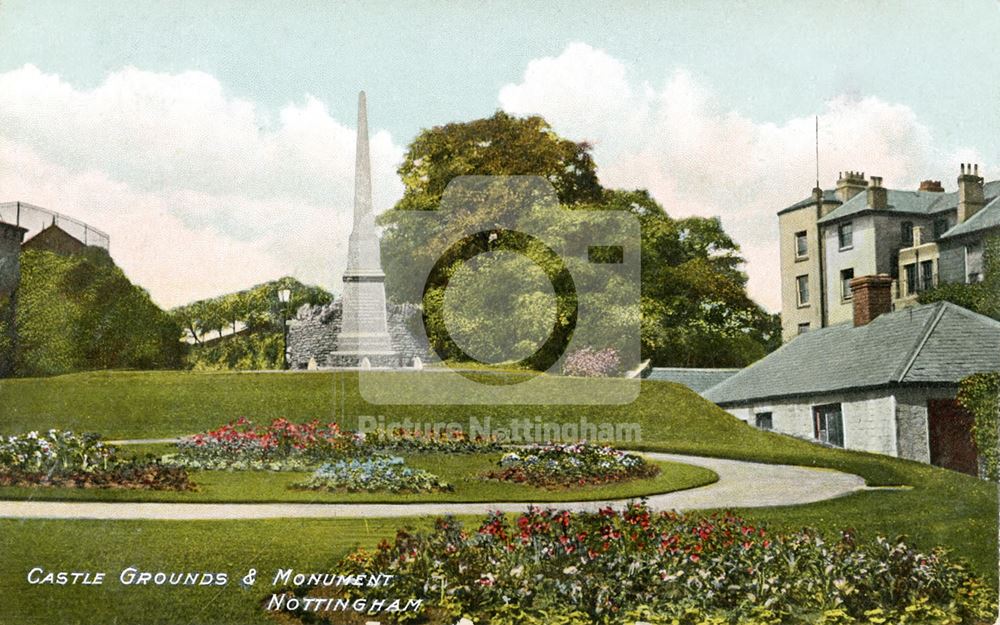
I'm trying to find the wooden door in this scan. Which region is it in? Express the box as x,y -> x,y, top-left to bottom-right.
927,399 -> 978,476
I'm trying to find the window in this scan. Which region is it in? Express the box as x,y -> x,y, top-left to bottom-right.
755,412 -> 773,430
813,404 -> 844,447
797,322 -> 810,335
838,222 -> 853,250
920,260 -> 934,291
900,221 -> 914,247
933,217 -> 949,240
840,268 -> 854,300
794,231 -> 808,259
904,263 -> 917,295
796,275 -> 810,306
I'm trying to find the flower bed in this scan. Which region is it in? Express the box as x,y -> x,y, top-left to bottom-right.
483,443 -> 658,488
165,418 -> 500,471
306,502 -> 996,625
164,418 -> 360,471
294,456 -> 452,493
0,430 -> 191,491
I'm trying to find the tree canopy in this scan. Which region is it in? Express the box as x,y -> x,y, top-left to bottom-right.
380,111 -> 779,369
171,277 -> 332,345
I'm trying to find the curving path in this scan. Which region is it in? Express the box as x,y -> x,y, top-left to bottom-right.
0,453 -> 871,520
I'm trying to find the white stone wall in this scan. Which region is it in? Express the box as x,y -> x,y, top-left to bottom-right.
723,386 -> 958,464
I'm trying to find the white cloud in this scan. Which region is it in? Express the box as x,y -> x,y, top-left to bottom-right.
0,65 -> 404,308
499,43 -> 982,311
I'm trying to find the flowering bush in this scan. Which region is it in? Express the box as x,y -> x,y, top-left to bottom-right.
0,430 -> 190,490
165,418 -> 502,471
164,418 -> 362,471
295,456 -> 452,493
318,502 -> 996,625
563,347 -> 622,377
484,443 -> 658,488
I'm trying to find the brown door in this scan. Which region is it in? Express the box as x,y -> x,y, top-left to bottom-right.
927,399 -> 978,476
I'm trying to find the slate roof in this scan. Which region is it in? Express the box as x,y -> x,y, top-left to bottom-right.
644,367 -> 740,392
704,302 -> 1000,406
777,190 -> 840,216
816,181 -> 1000,225
939,195 -> 1000,240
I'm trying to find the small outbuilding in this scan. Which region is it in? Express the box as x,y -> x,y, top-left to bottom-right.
705,275 -> 1000,475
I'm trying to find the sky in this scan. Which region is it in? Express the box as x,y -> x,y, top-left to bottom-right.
0,0 -> 998,311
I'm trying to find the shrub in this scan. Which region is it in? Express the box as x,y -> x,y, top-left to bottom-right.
310,503 -> 997,625
0,430 -> 191,491
295,456 -> 452,493
483,442 -> 658,488
563,347 -> 622,377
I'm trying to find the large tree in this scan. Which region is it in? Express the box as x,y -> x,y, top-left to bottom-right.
380,111 -> 779,368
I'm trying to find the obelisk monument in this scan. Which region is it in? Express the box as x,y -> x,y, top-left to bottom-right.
333,91 -> 396,365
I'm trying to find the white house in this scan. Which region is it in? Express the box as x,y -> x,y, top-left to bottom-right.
704,275 -> 1000,475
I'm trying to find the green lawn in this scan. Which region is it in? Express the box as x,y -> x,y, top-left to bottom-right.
0,516 -> 430,625
0,452 -> 717,503
0,370 -> 996,624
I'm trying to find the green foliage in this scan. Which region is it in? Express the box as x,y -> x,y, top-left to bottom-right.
173,277 -> 331,370
919,234 -> 1000,319
0,248 -> 182,376
326,504 -> 995,625
184,330 -> 283,370
171,276 -> 331,344
957,371 -> 1000,480
380,113 -> 779,368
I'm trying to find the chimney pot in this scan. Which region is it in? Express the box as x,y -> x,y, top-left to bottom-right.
957,163 -> 986,222
835,169 -> 869,202
850,274 -> 893,326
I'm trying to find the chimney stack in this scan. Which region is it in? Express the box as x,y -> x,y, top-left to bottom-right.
850,274 -> 893,327
835,171 -> 868,203
866,175 -> 887,210
919,180 -> 944,192
957,163 -> 985,223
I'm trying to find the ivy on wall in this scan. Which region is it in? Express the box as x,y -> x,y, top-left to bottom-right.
957,371 -> 1000,481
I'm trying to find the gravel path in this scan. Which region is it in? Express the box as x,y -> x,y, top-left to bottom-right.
0,453 -> 870,520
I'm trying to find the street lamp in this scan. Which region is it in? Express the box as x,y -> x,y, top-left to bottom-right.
277,288 -> 291,370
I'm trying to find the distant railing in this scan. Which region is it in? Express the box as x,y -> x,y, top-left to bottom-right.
0,202 -> 109,251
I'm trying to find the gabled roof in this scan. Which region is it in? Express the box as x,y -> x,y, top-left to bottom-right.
940,195 -> 1000,240
815,181 -> 1000,225
645,367 -> 740,392
704,302 -> 1000,406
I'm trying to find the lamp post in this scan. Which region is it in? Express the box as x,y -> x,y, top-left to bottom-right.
278,288 -> 291,370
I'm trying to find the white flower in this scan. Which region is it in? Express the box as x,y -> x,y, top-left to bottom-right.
562,566 -> 579,575
456,619 -> 475,625
27,431 -> 38,440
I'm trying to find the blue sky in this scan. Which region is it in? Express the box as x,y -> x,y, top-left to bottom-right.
0,1 -> 998,309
